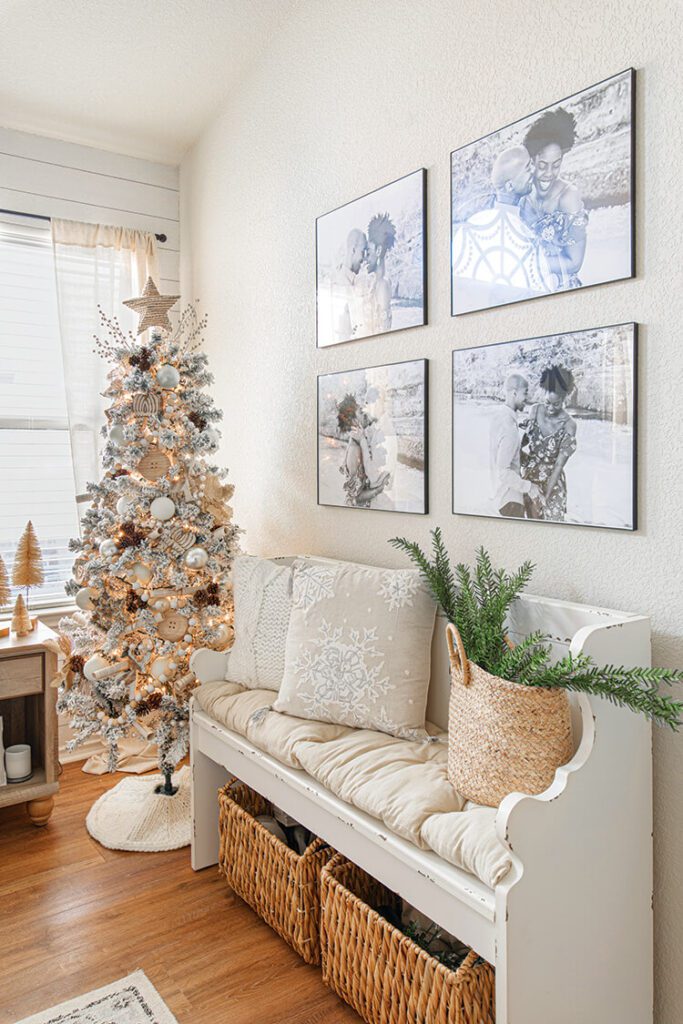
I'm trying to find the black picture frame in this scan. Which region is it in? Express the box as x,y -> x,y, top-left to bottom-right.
452,323 -> 638,531
316,168 -> 427,348
318,358 -> 428,514
450,68 -> 635,316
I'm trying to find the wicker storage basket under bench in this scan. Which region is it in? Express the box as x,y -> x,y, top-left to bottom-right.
321,854 -> 495,1024
218,780 -> 334,965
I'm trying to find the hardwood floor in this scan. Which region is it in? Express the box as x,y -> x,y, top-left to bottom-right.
0,763 -> 359,1024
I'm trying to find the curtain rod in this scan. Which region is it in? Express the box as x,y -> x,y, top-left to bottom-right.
0,208 -> 167,243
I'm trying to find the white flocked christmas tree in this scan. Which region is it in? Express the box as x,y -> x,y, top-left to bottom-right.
58,280 -> 240,794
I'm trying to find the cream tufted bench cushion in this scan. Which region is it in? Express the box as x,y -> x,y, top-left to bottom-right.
194,678 -> 512,888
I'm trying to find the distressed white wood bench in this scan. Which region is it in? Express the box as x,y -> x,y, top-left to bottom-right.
190,590 -> 653,1024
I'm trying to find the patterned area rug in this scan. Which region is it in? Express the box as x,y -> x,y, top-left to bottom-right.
14,971 -> 179,1024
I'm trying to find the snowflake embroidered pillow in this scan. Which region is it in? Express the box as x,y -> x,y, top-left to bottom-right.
226,555 -> 293,691
273,560 -> 437,738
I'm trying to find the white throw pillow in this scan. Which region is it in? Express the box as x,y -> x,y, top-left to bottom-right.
273,559 -> 436,739
226,555 -> 293,691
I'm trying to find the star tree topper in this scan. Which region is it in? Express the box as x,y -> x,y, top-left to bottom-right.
123,277 -> 180,335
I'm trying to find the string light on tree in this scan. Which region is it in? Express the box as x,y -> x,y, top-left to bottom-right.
58,280 -> 240,795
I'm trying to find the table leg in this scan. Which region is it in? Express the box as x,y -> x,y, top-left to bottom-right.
26,796 -> 54,826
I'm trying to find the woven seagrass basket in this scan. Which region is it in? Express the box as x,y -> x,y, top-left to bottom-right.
218,780 -> 334,964
321,854 -> 495,1024
446,622 -> 574,807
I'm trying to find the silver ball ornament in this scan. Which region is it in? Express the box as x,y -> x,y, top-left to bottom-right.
156,364 -> 180,389
185,546 -> 209,569
99,539 -> 118,558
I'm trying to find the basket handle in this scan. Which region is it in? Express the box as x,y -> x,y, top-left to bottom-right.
445,622 -> 470,687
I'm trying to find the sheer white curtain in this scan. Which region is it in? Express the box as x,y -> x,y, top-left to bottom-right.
51,221 -> 159,773
51,219 -> 158,498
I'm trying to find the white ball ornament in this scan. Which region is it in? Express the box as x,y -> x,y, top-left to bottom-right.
99,539 -> 118,558
150,656 -> 173,681
116,496 -> 133,517
108,425 -> 126,446
150,496 -> 176,521
75,587 -> 95,611
156,364 -> 180,389
84,655 -> 109,681
129,562 -> 153,584
185,546 -> 209,570
214,623 -> 231,646
151,597 -> 170,613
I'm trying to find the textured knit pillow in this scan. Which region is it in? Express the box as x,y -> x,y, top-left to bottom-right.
273,559 -> 437,739
226,555 -> 293,691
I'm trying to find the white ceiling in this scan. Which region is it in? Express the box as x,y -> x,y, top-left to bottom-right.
0,0 -> 296,165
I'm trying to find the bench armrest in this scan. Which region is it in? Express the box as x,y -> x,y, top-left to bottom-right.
191,647 -> 230,684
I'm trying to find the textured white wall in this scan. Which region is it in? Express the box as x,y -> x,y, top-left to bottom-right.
180,2 -> 683,1015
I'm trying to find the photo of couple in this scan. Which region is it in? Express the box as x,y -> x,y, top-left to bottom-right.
316,169 -> 426,347
451,69 -> 633,315
452,325 -> 637,530
318,360 -> 427,514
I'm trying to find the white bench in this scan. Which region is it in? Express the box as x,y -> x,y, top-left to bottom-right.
190,590 -> 653,1024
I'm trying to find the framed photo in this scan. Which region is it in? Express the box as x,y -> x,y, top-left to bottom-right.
451,69 -> 635,315
452,323 -> 637,530
316,169 -> 427,347
318,358 -> 428,514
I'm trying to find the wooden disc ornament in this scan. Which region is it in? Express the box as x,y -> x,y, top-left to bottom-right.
137,450 -> 171,481
157,611 -> 189,642
132,393 -> 162,417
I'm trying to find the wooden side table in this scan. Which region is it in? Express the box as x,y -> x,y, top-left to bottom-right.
0,621 -> 59,825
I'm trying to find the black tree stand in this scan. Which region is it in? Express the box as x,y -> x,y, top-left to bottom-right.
155,768 -> 178,797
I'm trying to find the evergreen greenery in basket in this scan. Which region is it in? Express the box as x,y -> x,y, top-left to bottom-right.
390,529 -> 683,730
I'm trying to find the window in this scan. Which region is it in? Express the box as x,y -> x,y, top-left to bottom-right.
0,213 -> 80,610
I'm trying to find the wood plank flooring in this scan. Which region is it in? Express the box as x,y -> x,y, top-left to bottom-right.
0,763 -> 359,1024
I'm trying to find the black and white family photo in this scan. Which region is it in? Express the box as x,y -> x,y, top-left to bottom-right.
318,359 -> 427,513
451,69 -> 634,315
452,324 -> 637,530
316,169 -> 426,347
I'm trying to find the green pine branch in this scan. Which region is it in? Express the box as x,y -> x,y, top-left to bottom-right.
390,531 -> 683,730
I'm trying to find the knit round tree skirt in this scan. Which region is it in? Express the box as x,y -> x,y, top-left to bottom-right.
85,766 -> 191,851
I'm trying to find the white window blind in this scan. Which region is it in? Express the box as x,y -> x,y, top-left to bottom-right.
0,213 -> 80,611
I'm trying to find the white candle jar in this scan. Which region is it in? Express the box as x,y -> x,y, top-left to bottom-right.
6,744 -> 32,783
